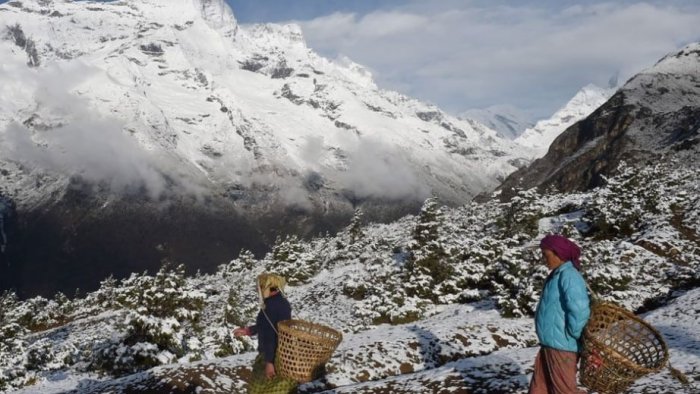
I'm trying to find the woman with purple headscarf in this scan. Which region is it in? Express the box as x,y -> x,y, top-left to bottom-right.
529,234 -> 590,394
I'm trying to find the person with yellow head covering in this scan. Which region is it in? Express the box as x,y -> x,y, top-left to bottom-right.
233,273 -> 296,393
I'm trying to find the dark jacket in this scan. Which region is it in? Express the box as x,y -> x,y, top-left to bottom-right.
249,292 -> 292,363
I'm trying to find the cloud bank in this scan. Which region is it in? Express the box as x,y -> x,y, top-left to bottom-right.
300,135 -> 430,203
0,61 -> 176,199
294,1 -> 700,118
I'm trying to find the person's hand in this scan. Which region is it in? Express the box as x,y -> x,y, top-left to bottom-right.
233,327 -> 249,337
265,362 -> 276,379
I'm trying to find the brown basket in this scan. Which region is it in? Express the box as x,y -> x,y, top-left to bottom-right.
276,319 -> 343,383
580,302 -> 668,393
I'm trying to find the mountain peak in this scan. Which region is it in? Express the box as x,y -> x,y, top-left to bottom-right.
499,42 -> 700,198
0,0 -> 529,294
459,105 -> 534,140
648,42 -> 700,74
196,0 -> 237,31
514,84 -> 614,153
246,23 -> 307,48
117,0 -> 238,32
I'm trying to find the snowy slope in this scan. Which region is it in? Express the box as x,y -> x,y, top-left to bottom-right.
323,287 -> 700,394
460,105 -> 534,140
0,0 -> 527,211
515,84 -> 614,155
1,158 -> 698,393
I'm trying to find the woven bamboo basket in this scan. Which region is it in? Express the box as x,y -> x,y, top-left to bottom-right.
580,302 -> 668,393
276,319 -> 343,383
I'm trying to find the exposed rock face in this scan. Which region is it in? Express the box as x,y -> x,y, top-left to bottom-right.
515,84 -> 615,155
497,44 -> 700,199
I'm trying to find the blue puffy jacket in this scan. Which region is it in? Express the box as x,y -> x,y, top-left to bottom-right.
535,261 -> 590,352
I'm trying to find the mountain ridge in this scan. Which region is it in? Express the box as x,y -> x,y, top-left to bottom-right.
497,43 -> 700,198
0,0 -> 529,297
515,84 -> 615,155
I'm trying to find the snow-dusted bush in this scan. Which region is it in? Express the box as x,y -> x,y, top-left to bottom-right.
489,247 -> 548,318
267,235 -> 320,285
496,188 -> 543,238
24,339 -> 58,372
2,159 -> 699,389
0,321 -> 29,391
91,262 -> 205,374
95,275 -> 119,310
115,262 -> 204,320
8,294 -> 71,332
586,162 -> 669,238
91,339 -> 163,375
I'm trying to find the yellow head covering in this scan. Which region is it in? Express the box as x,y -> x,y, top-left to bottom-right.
257,273 -> 286,309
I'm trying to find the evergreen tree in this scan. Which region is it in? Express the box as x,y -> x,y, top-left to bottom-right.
497,188 -> 541,237
405,197 -> 453,302
224,288 -> 246,327
96,275 -> 118,309
270,235 -> 318,284
411,197 -> 442,251
224,249 -> 256,275
347,208 -> 365,244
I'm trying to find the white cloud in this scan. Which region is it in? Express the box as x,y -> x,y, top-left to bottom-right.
0,61 -> 184,199
295,1 -> 700,118
331,137 -> 429,201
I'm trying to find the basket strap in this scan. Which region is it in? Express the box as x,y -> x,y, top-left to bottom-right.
585,282 -> 602,304
262,309 -> 279,336
668,361 -> 690,385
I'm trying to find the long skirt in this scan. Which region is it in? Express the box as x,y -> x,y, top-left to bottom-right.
528,347 -> 586,394
248,354 -> 298,394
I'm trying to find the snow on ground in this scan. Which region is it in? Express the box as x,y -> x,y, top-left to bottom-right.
19,289 -> 698,394
318,289 -> 700,394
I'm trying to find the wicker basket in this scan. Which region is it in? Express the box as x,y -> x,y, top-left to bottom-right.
276,319 -> 343,383
580,302 -> 668,394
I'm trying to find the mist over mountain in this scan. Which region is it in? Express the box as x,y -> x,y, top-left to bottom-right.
0,0 -> 530,297
460,105 -> 535,140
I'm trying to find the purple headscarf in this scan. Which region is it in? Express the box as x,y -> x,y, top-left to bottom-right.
540,234 -> 581,270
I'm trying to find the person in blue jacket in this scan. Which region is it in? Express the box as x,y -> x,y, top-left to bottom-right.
233,273 -> 296,394
529,234 -> 590,394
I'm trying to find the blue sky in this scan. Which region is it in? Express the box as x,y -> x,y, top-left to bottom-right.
227,0 -> 700,119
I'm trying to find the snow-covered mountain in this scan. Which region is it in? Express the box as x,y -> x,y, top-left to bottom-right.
499,43 -> 700,197
459,105 -> 534,140
0,0 -> 524,209
514,84 -> 614,154
0,0 -> 530,297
